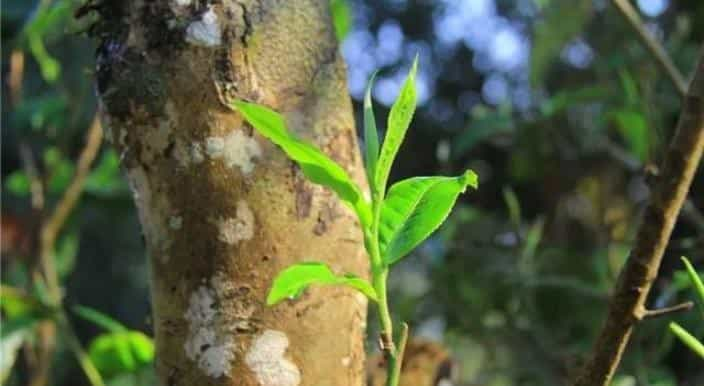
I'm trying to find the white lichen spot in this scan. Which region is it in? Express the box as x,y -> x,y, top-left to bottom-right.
205,137 -> 225,157
341,356 -> 351,367
204,131 -> 261,174
184,284 -> 236,378
216,200 -> 254,245
245,330 -> 301,386
185,7 -> 222,47
169,216 -> 183,230
174,0 -> 192,6
191,143 -> 205,163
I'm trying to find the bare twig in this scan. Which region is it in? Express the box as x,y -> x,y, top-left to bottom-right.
572,49 -> 704,386
8,50 -> 25,106
38,115 -> 103,302
612,0 -> 688,96
640,301 -> 694,319
19,143 -> 45,211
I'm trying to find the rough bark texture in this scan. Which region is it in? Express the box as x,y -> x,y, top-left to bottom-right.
572,50 -> 704,386
92,1 -> 368,385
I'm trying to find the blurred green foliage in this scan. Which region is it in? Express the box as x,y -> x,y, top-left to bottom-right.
2,0 -> 704,385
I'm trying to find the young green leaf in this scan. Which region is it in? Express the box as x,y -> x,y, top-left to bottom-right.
375,56 -> 418,194
267,262 -> 377,305
233,101 -> 371,228
681,256 -> 704,305
88,331 -> 155,378
669,322 -> 704,360
379,170 -> 478,265
364,72 -> 380,191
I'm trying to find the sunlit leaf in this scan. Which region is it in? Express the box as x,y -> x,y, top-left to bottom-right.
379,170 -> 478,265
88,331 -> 154,379
267,262 -> 377,305
364,72 -> 380,192
330,0 -> 351,41
669,322 -> 704,360
0,285 -> 51,320
232,101 -> 371,229
375,56 -> 418,194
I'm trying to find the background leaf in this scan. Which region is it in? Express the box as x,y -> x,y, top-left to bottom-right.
73,305 -> 127,333
530,0 -> 593,87
669,322 -> 704,360
267,262 -> 377,305
88,331 -> 154,379
379,170 -> 478,265
233,101 -> 371,228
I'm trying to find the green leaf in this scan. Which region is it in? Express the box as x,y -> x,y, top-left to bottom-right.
0,285 -> 52,320
364,72 -> 380,191
56,230 -> 79,279
5,172 -> 31,196
267,262 -> 377,305
232,101 -> 371,229
611,110 -> 649,162
379,170 -> 478,265
85,150 -> 129,197
330,0 -> 352,41
72,305 -> 127,333
375,56 -> 418,193
43,147 -> 75,194
88,331 -> 155,379
681,256 -> 704,309
669,322 -> 704,360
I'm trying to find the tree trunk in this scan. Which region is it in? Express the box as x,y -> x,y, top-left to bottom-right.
92,1 -> 368,385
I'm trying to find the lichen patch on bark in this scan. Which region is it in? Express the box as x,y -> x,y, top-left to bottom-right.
185,7 -> 222,47
214,200 -> 255,245
204,130 -> 262,174
245,330 -> 301,386
183,273 -> 244,378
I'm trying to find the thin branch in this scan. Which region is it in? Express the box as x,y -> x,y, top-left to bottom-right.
572,49 -> 704,386
39,115 -> 103,303
641,301 -> 694,319
612,0 -> 688,96
19,143 -> 45,211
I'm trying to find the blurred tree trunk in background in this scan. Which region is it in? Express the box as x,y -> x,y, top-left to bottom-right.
91,1 -> 368,385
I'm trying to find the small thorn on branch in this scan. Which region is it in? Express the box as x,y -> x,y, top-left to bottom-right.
642,301 -> 694,320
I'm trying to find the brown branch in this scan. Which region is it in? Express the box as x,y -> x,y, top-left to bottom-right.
640,301 -> 694,319
612,0 -> 688,96
39,115 -> 103,303
572,49 -> 704,386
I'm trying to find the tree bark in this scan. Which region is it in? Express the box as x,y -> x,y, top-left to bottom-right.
92,1 -> 368,385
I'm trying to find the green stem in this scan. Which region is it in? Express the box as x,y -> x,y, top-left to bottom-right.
367,187 -> 406,386
57,311 -> 106,386
387,323 -> 409,386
